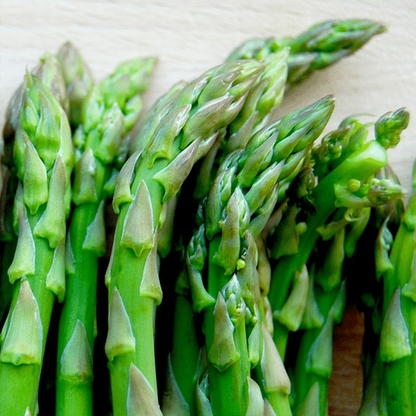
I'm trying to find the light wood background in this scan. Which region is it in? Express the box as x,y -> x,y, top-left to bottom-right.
1,1 -> 415,415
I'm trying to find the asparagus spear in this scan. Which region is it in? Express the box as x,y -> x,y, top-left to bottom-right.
378,161 -> 416,415
226,19 -> 386,89
0,72 -> 75,416
350,166 -> 404,415
0,46 -> 91,312
56,41 -> 95,127
0,50 -> 70,359
2,54 -> 70,144
214,98 -> 334,416
291,281 -> 347,415
0,57 -> 75,371
105,58 -> 264,416
1,50 -> 71,236
190,47 -> 290,204
55,56 -> 157,416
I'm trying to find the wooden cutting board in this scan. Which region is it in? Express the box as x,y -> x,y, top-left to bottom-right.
1,1 -> 415,415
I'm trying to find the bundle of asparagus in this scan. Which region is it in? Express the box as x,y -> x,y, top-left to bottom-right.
267,109 -> 409,415
0,17 -> 413,416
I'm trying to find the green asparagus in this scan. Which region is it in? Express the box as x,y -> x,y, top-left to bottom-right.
354,166 -> 404,415
378,161 -> 416,415
226,19 -> 386,89
0,51 -> 71,336
105,58 -> 264,416
55,56 -> 157,416
266,109 -> 409,415
0,72 -> 75,416
0,18 -> 412,415
268,108 -> 409,353
56,41 -> 95,127
159,21 -> 388,415
163,95 -> 334,416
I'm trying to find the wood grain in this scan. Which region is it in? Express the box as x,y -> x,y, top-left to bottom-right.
1,1 -> 415,415
329,305 -> 365,416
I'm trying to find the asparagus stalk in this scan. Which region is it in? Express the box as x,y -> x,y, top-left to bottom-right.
0,72 -> 75,416
226,19 -> 386,89
378,161 -> 416,415
105,58 -> 264,416
0,48 -> 82,328
55,56 -> 157,416
343,164 -> 404,415
1,51 -> 71,238
291,281 -> 347,415
0,51 -> 71,411
0,45 -> 91,326
206,102 -> 334,416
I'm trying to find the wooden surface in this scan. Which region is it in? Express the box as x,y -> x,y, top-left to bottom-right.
329,305 -> 365,416
1,1 -> 415,415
